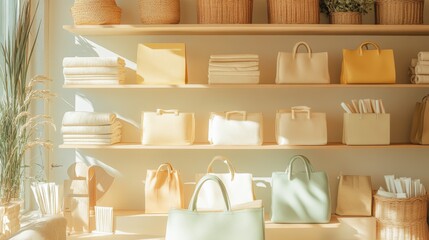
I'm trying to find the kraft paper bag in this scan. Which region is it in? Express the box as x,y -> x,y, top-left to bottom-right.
341,41 -> 396,84
137,43 -> 186,84
410,95 -> 429,144
336,175 -> 372,216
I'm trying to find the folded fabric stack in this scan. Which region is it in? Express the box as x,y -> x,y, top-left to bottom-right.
410,52 -> 429,84
63,57 -> 126,85
208,54 -> 260,84
61,112 -> 122,145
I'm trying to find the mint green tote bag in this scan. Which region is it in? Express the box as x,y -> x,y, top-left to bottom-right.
165,175 -> 265,240
271,155 -> 331,223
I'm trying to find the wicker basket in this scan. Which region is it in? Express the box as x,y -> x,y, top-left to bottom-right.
197,0 -> 253,24
71,0 -> 122,25
375,0 -> 424,24
330,12 -> 362,24
139,0 -> 180,24
267,0 -> 320,24
374,195 -> 429,240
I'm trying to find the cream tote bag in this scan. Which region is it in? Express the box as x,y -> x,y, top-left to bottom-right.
275,41 -> 330,84
276,106 -> 327,145
196,156 -> 255,211
145,163 -> 184,213
208,111 -> 263,145
142,109 -> 195,145
343,113 -> 390,145
136,43 -> 186,84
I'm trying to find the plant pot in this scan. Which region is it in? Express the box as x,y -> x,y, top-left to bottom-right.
329,12 -> 362,24
267,0 -> 320,24
139,0 -> 180,24
0,201 -> 20,240
375,0 -> 424,24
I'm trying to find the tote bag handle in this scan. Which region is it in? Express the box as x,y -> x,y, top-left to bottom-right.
207,155 -> 236,181
291,106 -> 311,119
156,109 -> 179,116
358,42 -> 381,56
286,155 -> 314,181
292,42 -> 312,59
189,175 -> 231,212
155,163 -> 175,178
226,111 -> 247,120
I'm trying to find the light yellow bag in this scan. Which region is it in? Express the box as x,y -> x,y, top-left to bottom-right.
341,41 -> 396,84
336,175 -> 372,216
137,43 -> 186,84
145,163 -> 184,213
343,113 -> 390,145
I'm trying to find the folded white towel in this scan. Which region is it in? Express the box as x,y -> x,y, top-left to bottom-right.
62,132 -> 121,139
209,66 -> 259,72
62,112 -> 117,126
210,54 -> 259,61
209,75 -> 260,84
63,67 -> 125,75
63,57 -> 125,67
415,65 -> 429,75
62,137 -> 121,145
209,62 -> 259,68
61,121 -> 122,134
409,66 -> 415,75
209,71 -> 260,76
411,75 -> 429,84
418,52 -> 429,61
64,80 -> 123,85
64,74 -> 125,79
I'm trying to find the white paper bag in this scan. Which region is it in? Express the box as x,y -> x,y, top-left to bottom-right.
276,106 -> 327,145
142,109 -> 195,145
208,111 -> 263,145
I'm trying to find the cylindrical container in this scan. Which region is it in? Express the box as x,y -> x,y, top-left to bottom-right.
375,0 -> 424,24
329,12 -> 362,24
197,0 -> 253,24
267,0 -> 320,24
71,0 -> 122,25
139,0 -> 180,24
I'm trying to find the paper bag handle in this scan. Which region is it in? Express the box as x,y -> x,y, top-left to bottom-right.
359,42 -> 381,56
189,175 -> 231,212
286,155 -> 314,180
293,42 -> 312,59
226,111 -> 247,120
291,106 -> 311,119
156,109 -> 179,116
206,155 -> 236,181
155,163 -> 174,177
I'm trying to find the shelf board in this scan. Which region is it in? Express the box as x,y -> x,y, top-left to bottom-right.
58,142 -> 429,150
62,83 -> 429,89
63,24 -> 429,36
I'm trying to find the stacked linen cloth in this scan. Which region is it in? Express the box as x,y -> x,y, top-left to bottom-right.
208,54 -> 260,84
63,57 -> 126,85
410,52 -> 429,84
61,112 -> 122,145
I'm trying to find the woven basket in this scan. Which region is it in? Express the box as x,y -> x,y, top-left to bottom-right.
267,0 -> 320,24
330,12 -> 362,24
139,0 -> 180,24
374,195 -> 429,240
197,0 -> 253,24
71,1 -> 122,25
375,0 -> 424,24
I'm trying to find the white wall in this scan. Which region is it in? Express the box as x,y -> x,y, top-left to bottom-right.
49,0 -> 429,213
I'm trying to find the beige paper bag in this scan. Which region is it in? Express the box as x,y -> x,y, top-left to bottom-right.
410,95 -> 429,144
343,113 -> 390,145
336,175 -> 372,216
137,43 -> 186,84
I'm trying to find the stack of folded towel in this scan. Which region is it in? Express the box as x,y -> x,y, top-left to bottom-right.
208,54 -> 260,84
63,57 -> 126,85
410,52 -> 429,84
61,112 -> 122,145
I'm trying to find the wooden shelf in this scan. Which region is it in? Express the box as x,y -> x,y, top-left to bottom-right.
62,83 -> 429,89
63,24 -> 429,36
58,142 -> 429,150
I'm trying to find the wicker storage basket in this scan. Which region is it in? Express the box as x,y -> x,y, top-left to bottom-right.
267,0 -> 320,24
197,0 -> 253,24
71,0 -> 122,25
374,195 -> 429,240
330,12 -> 362,24
375,0 -> 424,24
139,0 -> 180,24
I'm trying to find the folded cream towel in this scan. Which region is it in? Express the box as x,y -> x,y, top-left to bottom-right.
63,67 -> 125,75
64,80 -> 123,85
209,62 -> 259,68
209,71 -> 260,76
62,132 -> 121,139
209,75 -> 260,84
64,74 -> 125,79
415,65 -> 429,75
411,75 -> 429,84
62,137 -> 121,145
409,67 -> 415,75
209,66 -> 259,72
61,121 -> 121,134
63,57 -> 125,68
63,135 -> 121,143
62,112 -> 117,126
210,54 -> 259,61
418,52 -> 429,61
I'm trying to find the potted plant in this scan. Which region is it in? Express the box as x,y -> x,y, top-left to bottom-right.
0,0 -> 53,238
321,0 -> 374,24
